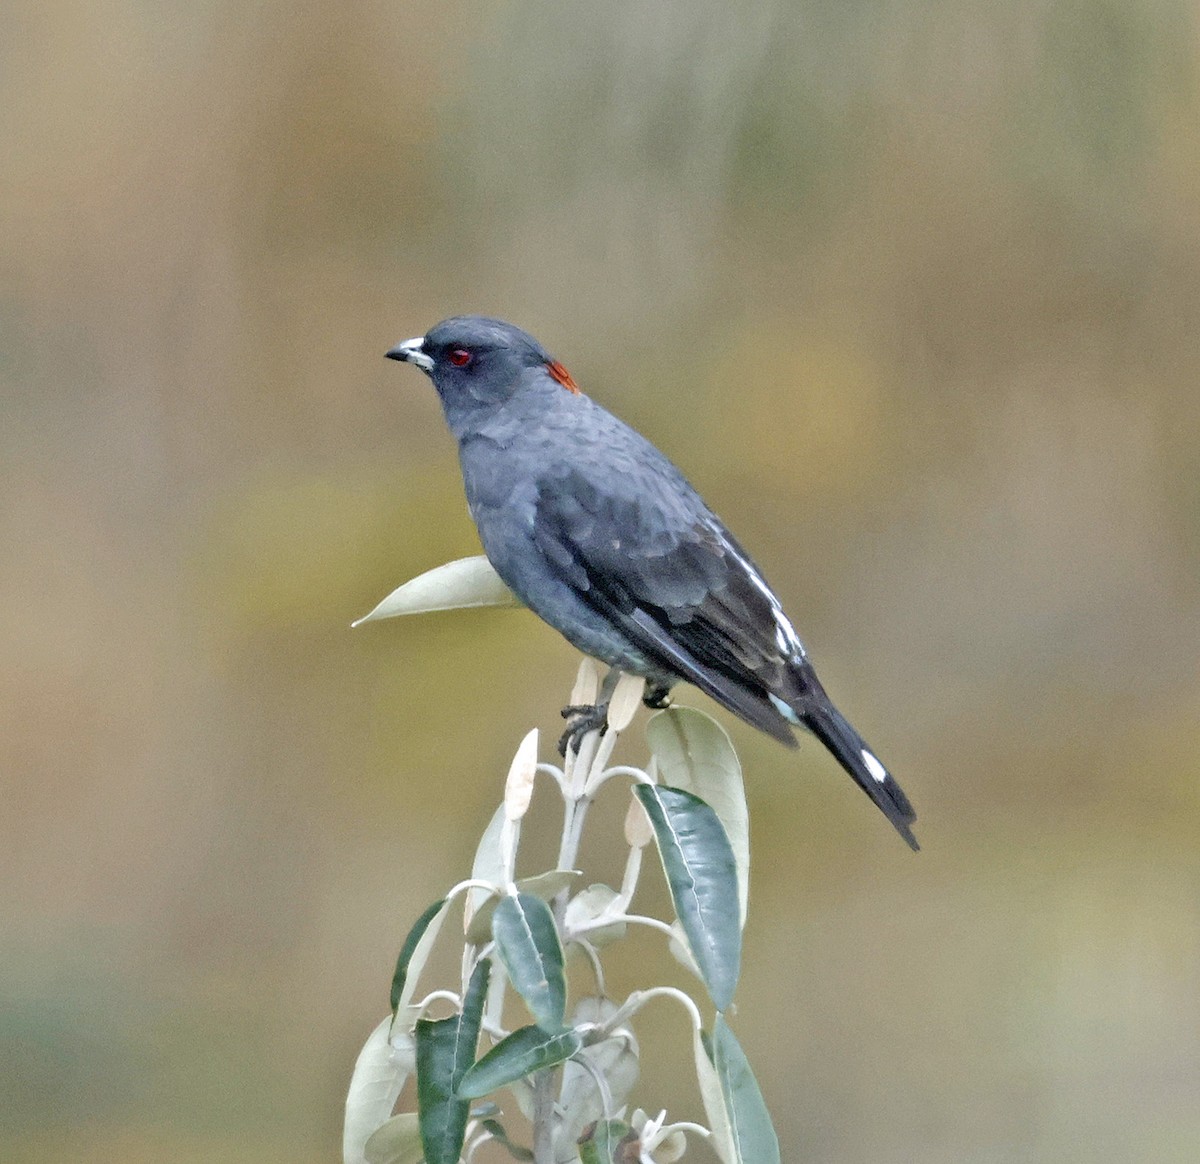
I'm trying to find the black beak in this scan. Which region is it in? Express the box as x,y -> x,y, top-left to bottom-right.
386,336 -> 433,370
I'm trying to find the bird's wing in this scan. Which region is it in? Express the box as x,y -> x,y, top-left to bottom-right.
531,461 -> 921,850
530,465 -> 801,744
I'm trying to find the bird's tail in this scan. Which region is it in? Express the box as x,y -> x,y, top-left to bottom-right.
785,661 -> 919,850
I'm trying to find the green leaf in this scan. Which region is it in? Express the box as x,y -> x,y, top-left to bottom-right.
390,898 -> 448,1014
703,1017 -> 780,1164
353,555 -> 521,625
633,784 -> 742,1011
479,1118 -> 536,1161
492,893 -> 567,1030
646,707 -> 750,922
457,1023 -> 583,1100
344,1017 -> 411,1164
465,869 -> 581,945
416,957 -> 490,1164
363,1112 -> 425,1164
415,1020 -> 467,1164
579,1119 -> 635,1164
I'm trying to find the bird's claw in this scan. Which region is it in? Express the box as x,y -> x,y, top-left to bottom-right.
558,702 -> 610,756
642,683 -> 673,711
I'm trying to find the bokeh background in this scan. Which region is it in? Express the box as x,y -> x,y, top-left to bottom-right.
5,1 -> 1200,1160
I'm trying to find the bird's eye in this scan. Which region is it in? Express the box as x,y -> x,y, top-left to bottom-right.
448,348 -> 472,367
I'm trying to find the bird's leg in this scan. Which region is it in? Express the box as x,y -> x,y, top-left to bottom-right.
558,702 -> 610,756
642,681 -> 673,710
558,667 -> 623,757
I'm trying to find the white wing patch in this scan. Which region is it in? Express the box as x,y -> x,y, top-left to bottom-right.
773,610 -> 803,655
726,544 -> 806,659
861,749 -> 888,785
768,693 -> 802,725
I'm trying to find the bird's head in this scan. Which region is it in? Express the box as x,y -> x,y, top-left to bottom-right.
387,316 -> 579,432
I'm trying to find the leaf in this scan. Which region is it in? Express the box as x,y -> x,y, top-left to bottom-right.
623,795 -> 654,849
606,672 -> 646,732
484,942 -> 509,1034
564,883 -> 627,947
633,784 -> 742,1011
457,1024 -> 584,1100
415,1019 -> 467,1164
570,658 -> 601,706
693,1024 -> 734,1164
504,728 -> 540,821
703,1017 -> 780,1164
507,1076 -> 536,1122
465,869 -> 581,946
579,1119 -> 636,1164
646,707 -> 750,923
492,893 -> 567,1030
479,1118 -> 536,1161
363,1113 -> 424,1164
344,1017 -> 410,1164
353,555 -> 521,624
667,919 -> 703,983
556,998 -> 640,1151
465,804 -> 507,930
651,1129 -> 687,1163
390,898 -> 448,1014
415,957 -> 490,1164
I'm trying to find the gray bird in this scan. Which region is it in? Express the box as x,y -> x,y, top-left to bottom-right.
387,316 -> 918,850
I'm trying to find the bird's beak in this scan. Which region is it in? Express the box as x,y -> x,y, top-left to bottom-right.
386,336 -> 434,371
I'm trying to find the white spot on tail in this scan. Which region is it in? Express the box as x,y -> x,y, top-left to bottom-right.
862,749 -> 888,784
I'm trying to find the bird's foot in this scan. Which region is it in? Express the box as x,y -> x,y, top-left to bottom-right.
642,683 -> 673,711
558,702 -> 609,756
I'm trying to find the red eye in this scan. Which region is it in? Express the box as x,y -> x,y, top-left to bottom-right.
449,348 -> 472,367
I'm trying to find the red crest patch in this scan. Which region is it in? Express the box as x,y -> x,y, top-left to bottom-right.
546,360 -> 580,394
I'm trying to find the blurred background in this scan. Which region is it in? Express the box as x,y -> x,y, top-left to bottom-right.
4,1 -> 1200,1160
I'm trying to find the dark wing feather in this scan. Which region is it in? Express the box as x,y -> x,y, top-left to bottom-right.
531,468 -> 798,744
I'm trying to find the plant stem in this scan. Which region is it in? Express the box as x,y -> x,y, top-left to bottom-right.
553,724 -> 602,920
531,1067 -> 557,1164
539,670 -> 627,1158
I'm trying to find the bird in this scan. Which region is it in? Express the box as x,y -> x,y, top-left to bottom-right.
386,315 -> 918,850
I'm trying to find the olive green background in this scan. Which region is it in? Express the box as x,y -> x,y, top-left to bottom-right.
4,2 -> 1199,1160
